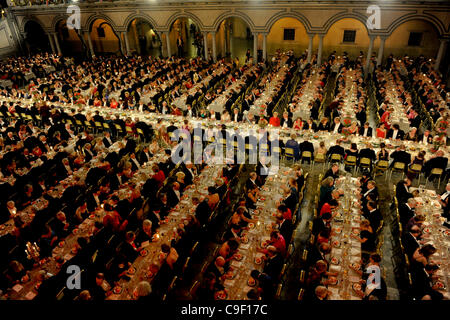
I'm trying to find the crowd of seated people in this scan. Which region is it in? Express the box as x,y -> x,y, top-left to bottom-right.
396,179 -> 449,300
302,168 -> 388,301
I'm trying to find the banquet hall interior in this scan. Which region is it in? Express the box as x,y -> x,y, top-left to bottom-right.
0,0 -> 449,302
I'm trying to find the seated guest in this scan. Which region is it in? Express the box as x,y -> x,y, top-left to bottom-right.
396,178 -> 413,204
422,150 -> 448,180
359,122 -> 373,137
411,244 -> 437,269
151,164 -> 166,188
262,246 -> 284,280
386,123 -> 405,140
206,186 -> 220,210
285,134 -> 300,161
319,177 -> 335,204
407,150 -> 426,180
195,272 -> 224,300
352,220 -> 376,253
245,185 -> 259,210
218,239 -> 240,263
192,196 -> 211,225
389,145 -> 411,170
362,201 -> 382,232
160,243 -> 179,270
402,224 -> 422,259
360,180 -> 378,205
411,263 -> 443,300
375,123 -> 387,138
167,182 -> 182,208
315,141 -> 327,158
326,139 -> 345,162
324,163 -> 340,180
135,219 -> 154,247
207,256 -> 228,280
398,198 -> 416,227
312,212 -> 332,236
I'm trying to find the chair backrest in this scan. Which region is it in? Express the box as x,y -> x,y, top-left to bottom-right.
430,167 -> 443,175
302,151 -> 312,158
346,155 -> 357,164
315,152 -> 325,162
285,147 -> 294,156
410,163 -> 422,172
377,160 -> 389,169
393,162 -> 405,170
360,157 -> 371,165
331,153 -> 341,161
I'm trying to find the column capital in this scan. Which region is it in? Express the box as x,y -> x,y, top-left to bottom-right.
307,33 -> 315,39
368,35 -> 376,41
438,38 -> 449,43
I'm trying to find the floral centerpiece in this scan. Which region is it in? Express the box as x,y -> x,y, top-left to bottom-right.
340,115 -> 353,141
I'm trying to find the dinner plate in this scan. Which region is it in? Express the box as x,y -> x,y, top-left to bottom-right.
254,256 -> 263,265
248,223 -> 255,229
330,257 -> 340,265
147,271 -> 154,278
71,247 -> 78,254
333,227 -> 342,234
113,286 -> 122,295
351,262 -> 361,270
224,271 -> 234,280
434,281 -> 446,290
89,214 -> 95,219
58,241 -> 65,248
352,283 -> 362,292
352,229 -> 359,236
216,290 -> 227,300
445,230 -> 450,237
423,227 -> 431,234
127,267 -> 136,275
21,276 -> 29,283
260,240 -> 269,249
252,209 -> 260,215
247,278 -> 256,287
234,253 -> 243,261
328,277 -> 338,286
241,236 -> 249,244
332,240 -> 341,248
140,249 -> 148,257
72,228 -> 79,235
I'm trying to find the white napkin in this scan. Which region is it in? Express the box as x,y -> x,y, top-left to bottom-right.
231,260 -> 242,268
25,291 -> 36,300
12,284 -> 23,292
224,279 -> 235,287
240,243 -> 250,250
141,241 -> 150,248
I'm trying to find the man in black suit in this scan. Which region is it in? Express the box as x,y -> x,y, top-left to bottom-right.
410,264 -> 443,300
386,123 -> 405,140
359,122 -> 373,137
402,225 -> 422,259
299,139 -> 315,163
231,108 -> 242,123
363,201 -> 382,232
262,246 -> 284,280
395,178 -> 413,204
275,213 -> 293,244
418,130 -> 433,145
312,212 -> 332,236
330,117 -> 343,134
129,153 -> 143,172
102,131 -> 114,148
423,150 -> 448,179
166,182 -> 182,208
361,180 -> 378,205
192,196 -> 210,225
83,143 -> 96,162
389,145 -> 411,170
139,146 -> 153,164
358,145 -> 376,170
399,198 -> 416,227
326,140 -> 345,161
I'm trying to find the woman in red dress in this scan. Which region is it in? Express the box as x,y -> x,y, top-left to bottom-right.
376,123 -> 387,138
293,117 -> 304,130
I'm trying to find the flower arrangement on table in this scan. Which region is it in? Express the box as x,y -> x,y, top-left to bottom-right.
340,115 -> 353,140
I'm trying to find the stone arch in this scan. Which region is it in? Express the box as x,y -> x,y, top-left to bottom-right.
84,13 -> 120,33
123,13 -> 159,31
323,12 -> 371,34
212,11 -> 255,33
265,12 -> 312,34
19,16 -> 46,34
166,12 -> 204,31
386,14 -> 445,37
50,15 -> 70,33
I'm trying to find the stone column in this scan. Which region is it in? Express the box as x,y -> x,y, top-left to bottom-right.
262,33 -> 267,62
47,33 -> 56,54
124,31 -> 131,56
317,34 -> 324,66
203,32 -> 208,60
211,31 -> 217,62
307,34 -> 314,63
165,31 -> 171,58
434,39 -> 448,71
53,33 -> 62,55
253,33 -> 258,63
365,36 -> 375,72
377,36 -> 386,67
85,31 -> 94,57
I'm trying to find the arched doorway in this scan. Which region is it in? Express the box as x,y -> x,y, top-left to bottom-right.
323,18 -> 375,60
267,17 -> 309,57
216,17 -> 253,62
24,20 -> 50,54
169,17 -> 201,58
127,18 -> 161,56
385,19 -> 440,59
55,19 -> 84,56
89,19 -> 121,55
